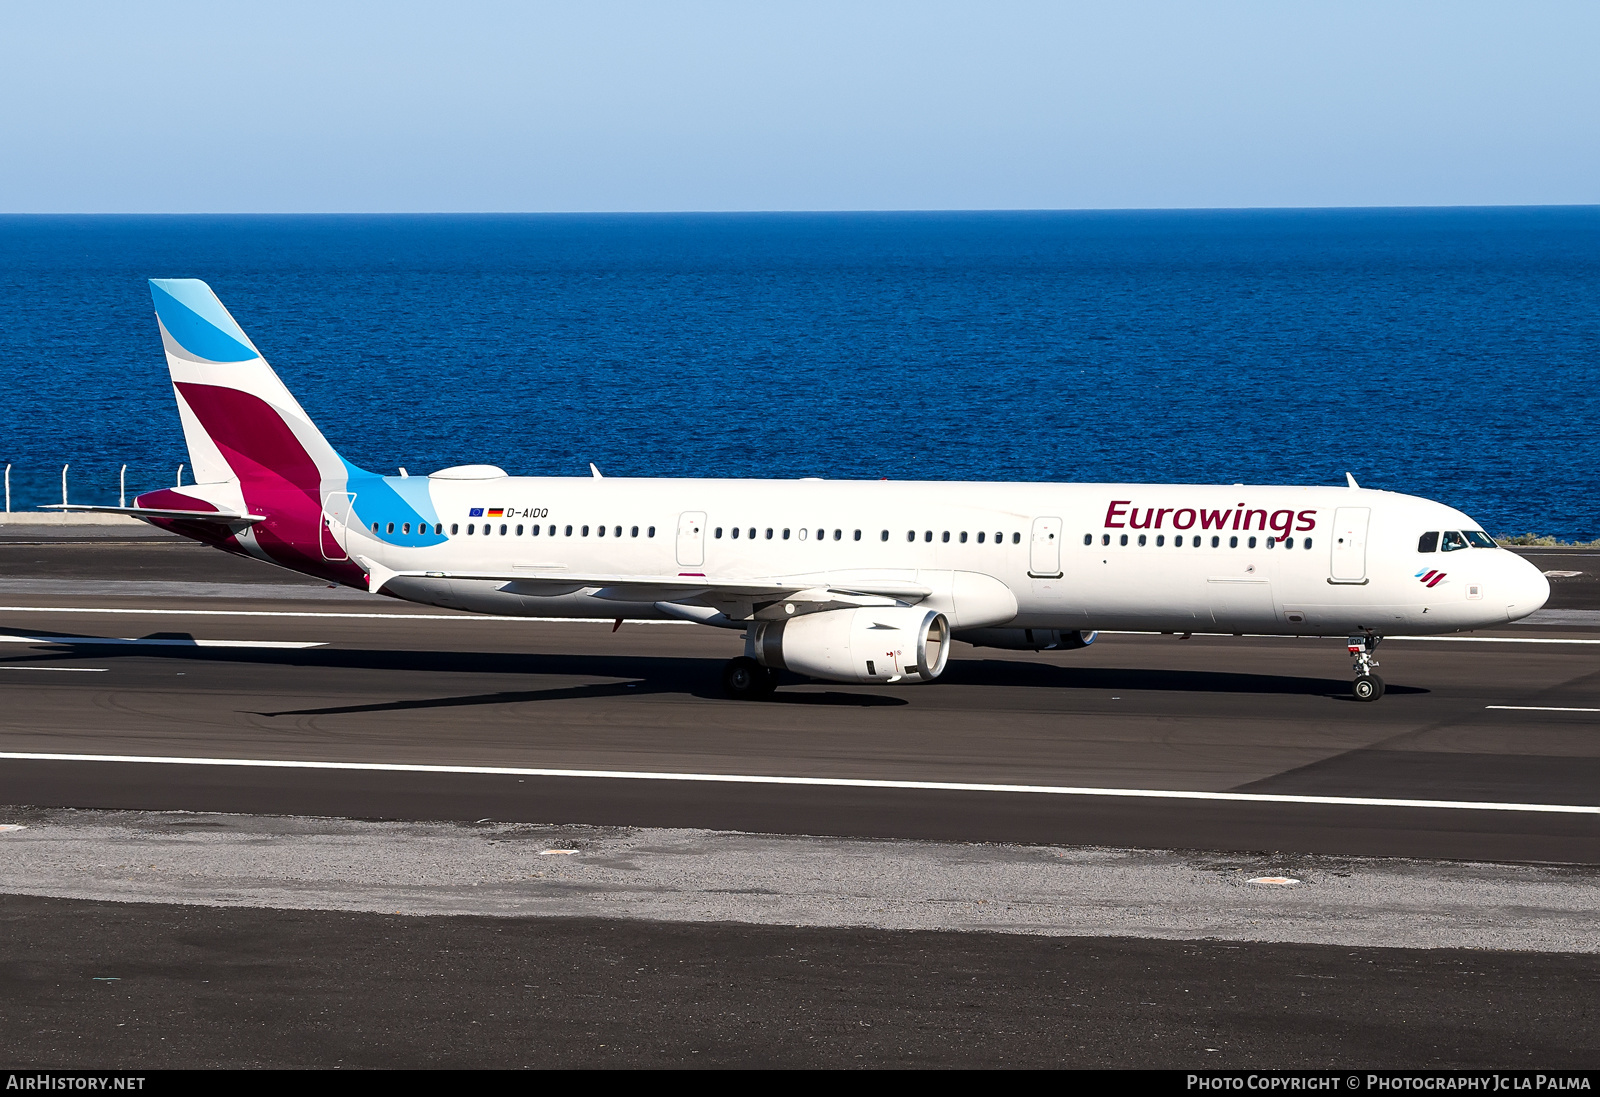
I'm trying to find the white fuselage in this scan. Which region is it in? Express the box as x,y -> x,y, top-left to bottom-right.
336,475 -> 1550,636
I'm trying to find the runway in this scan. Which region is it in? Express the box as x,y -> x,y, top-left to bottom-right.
2,527 -> 1598,1067
0,532 -> 1596,862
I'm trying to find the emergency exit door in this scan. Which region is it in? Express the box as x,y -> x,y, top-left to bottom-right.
1029,516 -> 1063,578
676,510 -> 706,568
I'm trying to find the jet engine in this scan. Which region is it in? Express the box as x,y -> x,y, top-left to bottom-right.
749,607 -> 950,684
956,628 -> 1097,651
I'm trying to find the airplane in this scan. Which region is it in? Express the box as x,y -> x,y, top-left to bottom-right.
49,278 -> 1551,702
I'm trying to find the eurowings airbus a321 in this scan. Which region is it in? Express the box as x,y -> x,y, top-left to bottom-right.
52,279 -> 1551,702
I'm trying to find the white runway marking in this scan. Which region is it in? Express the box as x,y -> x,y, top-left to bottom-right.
1,608 -> 1596,643
0,751 -> 1594,815
0,667 -> 107,673
1486,705 -> 1600,713
0,634 -> 325,649
0,606 -> 690,623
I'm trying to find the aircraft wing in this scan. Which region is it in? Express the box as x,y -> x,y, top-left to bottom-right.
362,561 -> 930,614
39,504 -> 266,524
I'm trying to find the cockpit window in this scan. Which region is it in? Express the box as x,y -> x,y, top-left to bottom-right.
1463,530 -> 1497,548
1441,531 -> 1468,552
1418,531 -> 1439,553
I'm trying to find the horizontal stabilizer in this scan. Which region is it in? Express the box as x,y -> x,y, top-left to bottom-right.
40,504 -> 266,525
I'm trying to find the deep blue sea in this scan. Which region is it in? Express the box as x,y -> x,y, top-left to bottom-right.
0,209 -> 1596,537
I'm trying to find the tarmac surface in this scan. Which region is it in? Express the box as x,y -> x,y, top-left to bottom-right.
1,524 -> 1597,1066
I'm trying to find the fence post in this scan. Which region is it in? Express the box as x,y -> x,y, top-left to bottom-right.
61,463 -> 69,508
120,464 -> 127,508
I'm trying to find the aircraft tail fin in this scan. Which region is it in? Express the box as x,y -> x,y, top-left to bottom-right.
147,278 -> 353,490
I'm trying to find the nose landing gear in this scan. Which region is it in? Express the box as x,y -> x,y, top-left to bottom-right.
1348,632 -> 1384,701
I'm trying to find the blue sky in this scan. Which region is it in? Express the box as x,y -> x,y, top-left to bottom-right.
3,1 -> 1597,212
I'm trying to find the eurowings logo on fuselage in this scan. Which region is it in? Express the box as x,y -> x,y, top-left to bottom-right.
1416,569 -> 1448,588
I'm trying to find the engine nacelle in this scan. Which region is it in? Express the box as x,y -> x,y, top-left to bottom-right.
749,607 -> 950,684
956,628 -> 1097,651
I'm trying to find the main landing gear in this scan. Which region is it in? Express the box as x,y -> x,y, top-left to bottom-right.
1348,632 -> 1384,702
722,656 -> 778,700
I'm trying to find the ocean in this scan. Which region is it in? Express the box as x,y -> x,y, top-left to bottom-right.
0,208 -> 1595,537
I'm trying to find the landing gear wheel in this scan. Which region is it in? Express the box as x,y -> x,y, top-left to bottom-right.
1353,674 -> 1385,702
722,657 -> 776,700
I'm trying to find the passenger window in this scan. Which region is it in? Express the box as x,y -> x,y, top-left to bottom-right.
854,530 -> 862,541
516,524 -> 523,536
597,524 -> 606,537
1266,537 -> 1276,548
731,527 -> 739,539
1303,537 -> 1312,549
881,530 -> 889,541
799,528 -> 808,540
995,532 -> 1003,544
1464,531 -> 1496,548
1174,536 -> 1182,548
715,527 -> 723,538
833,529 -> 842,541
1119,534 -> 1128,546
906,531 -> 915,542
1441,531 -> 1468,552
1284,537 -> 1293,549
1418,531 -> 1439,553
817,529 -> 825,541
1248,536 -> 1257,548
632,526 -> 639,537
564,525 -> 573,536
647,526 -> 655,537
402,522 -> 410,534
924,531 -> 932,542
1012,532 -> 1020,544
959,532 -> 968,543
1101,534 -> 1110,546
386,522 -> 395,534
498,524 -> 506,536
1229,535 -> 1237,548
450,523 -> 458,535
1210,536 -> 1219,548
617,526 -> 624,538
372,522 -> 379,533
766,528 -> 773,539
1137,534 -> 1147,546
531,524 -> 540,537
549,525 -> 557,536
1156,534 -> 1165,546
1082,534 -> 1091,546
435,524 -> 443,535
783,528 -> 791,540
941,531 -> 950,543
978,532 -> 986,544
466,523 -> 474,535
1192,536 -> 1200,547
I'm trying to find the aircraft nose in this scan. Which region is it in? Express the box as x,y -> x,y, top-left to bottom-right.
1504,554 -> 1550,623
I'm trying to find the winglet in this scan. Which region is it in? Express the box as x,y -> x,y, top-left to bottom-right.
1345,472 -> 1360,489
590,463 -> 603,479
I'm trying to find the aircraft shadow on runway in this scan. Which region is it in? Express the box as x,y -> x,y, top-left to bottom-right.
943,659 -> 1427,698
0,628 -> 1422,705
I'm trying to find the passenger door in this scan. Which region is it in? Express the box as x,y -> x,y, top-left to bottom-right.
676,510 -> 706,568
1028,516 -> 1063,578
1329,507 -> 1371,582
320,492 -> 357,561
